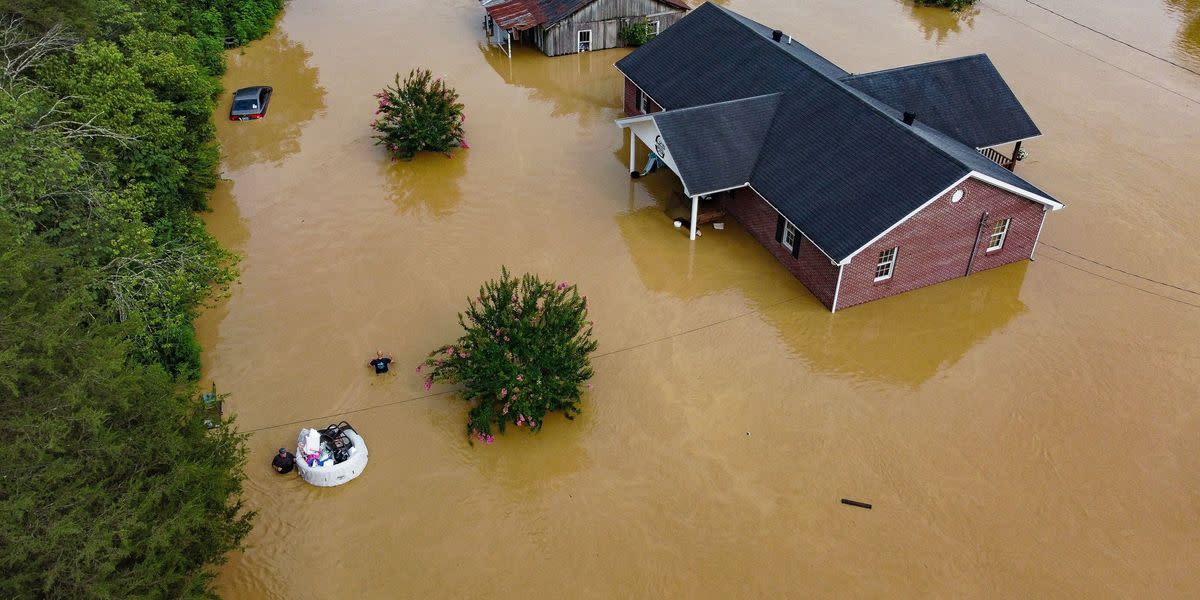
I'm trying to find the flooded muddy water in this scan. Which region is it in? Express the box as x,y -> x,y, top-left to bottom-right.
200,0 -> 1200,597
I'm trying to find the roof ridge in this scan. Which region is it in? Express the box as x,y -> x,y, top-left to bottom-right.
705,6 -> 975,182
840,53 -> 991,81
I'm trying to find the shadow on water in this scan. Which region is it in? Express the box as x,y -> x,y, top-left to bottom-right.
377,148 -> 468,218
1165,0 -> 1200,65
219,31 -> 326,172
898,0 -> 979,45
478,43 -> 627,127
612,137 -> 1030,388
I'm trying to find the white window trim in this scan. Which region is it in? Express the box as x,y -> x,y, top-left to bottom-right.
649,20 -> 661,36
577,29 -> 592,53
781,222 -> 798,252
637,90 -> 649,114
987,218 -> 1011,252
874,247 -> 898,282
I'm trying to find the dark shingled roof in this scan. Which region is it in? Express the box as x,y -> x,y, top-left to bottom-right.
616,2 -> 1059,263
653,94 -> 782,196
483,0 -> 689,31
841,55 -> 1042,149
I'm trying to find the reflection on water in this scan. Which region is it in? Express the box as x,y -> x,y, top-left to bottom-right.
615,192 -> 1028,387
207,0 -> 1200,597
1165,0 -> 1200,64
379,150 -> 467,218
480,44 -> 627,126
900,0 -> 979,44
219,31 -> 326,171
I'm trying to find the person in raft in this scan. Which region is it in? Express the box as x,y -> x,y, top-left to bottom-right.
272,448 -> 296,474
369,350 -> 394,375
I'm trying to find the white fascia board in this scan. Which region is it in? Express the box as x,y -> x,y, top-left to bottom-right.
837,171 -> 1063,265
691,182 -> 750,197
836,174 -> 972,266
745,183 -> 840,265
615,114 -> 655,128
977,133 -> 1043,150
971,172 -> 1064,211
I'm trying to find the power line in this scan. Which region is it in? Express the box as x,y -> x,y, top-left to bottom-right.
981,1 -> 1200,106
1021,0 -> 1200,79
1038,253 -> 1200,309
1038,242 -> 1199,296
242,294 -> 808,433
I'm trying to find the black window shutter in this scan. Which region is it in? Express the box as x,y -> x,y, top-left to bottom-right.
791,233 -> 802,258
775,215 -> 785,243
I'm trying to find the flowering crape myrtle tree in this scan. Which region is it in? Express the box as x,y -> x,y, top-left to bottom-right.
371,68 -> 466,160
420,268 -> 597,444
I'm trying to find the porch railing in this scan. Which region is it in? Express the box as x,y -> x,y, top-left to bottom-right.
979,147 -> 1015,171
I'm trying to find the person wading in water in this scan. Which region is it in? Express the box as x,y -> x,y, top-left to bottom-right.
272,448 -> 296,474
369,350 -> 394,375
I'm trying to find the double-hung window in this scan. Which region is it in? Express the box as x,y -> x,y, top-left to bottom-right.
987,218 -> 1011,252
649,21 -> 661,37
875,247 -> 898,281
781,222 -> 798,252
637,89 -> 649,114
578,29 -> 592,53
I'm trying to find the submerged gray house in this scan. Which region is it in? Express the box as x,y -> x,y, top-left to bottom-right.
482,0 -> 689,57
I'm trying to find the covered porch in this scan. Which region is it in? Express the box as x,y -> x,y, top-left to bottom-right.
616,111 -> 756,241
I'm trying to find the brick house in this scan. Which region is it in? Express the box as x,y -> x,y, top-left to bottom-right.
614,2 -> 1063,312
481,0 -> 689,57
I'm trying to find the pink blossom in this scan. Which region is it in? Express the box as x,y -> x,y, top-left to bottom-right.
446,348 -> 454,357
516,374 -> 524,382
424,378 -> 433,391
485,435 -> 494,444
511,294 -> 517,302
460,140 -> 470,149
502,403 -> 510,415
528,420 -> 536,428
459,351 -> 467,358
416,365 -> 422,373
501,388 -> 508,398
503,335 -> 510,342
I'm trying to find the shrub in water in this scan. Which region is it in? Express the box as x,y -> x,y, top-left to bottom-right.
915,0 -> 978,10
421,268 -> 597,443
371,68 -> 466,160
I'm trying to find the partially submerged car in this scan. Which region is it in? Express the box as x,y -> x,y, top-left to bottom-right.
229,86 -> 272,121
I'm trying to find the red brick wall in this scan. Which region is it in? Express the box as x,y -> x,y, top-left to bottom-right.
723,188 -> 841,309
835,177 -> 1048,310
623,78 -> 663,116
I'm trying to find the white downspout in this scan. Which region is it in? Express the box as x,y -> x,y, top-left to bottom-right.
831,263 -> 844,313
1030,206 -> 1049,261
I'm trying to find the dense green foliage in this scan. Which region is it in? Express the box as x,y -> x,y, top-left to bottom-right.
915,0 -> 978,10
421,269 -> 597,443
619,19 -> 654,46
371,68 -> 466,160
0,217 -> 254,598
0,0 -> 283,595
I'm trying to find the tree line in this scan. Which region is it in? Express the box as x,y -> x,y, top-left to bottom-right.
1,1 -> 282,597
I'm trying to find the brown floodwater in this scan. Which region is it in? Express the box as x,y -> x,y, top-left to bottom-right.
199,0 -> 1200,597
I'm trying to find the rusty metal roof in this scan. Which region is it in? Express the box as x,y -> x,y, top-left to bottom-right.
483,0 -> 689,31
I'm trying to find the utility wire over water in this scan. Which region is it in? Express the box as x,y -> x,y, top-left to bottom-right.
982,0 -> 1200,105
239,242 -> 1197,436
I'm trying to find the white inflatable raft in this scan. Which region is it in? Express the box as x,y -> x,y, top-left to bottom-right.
295,421 -> 368,487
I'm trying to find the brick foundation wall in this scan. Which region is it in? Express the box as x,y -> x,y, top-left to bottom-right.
835,178 -> 1048,310
623,78 -> 663,117
723,188 -> 840,309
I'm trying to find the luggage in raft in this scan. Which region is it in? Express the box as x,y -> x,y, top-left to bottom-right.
296,421 -> 368,487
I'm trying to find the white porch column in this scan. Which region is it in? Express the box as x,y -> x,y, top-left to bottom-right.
689,195 -> 699,240
629,129 -> 637,175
